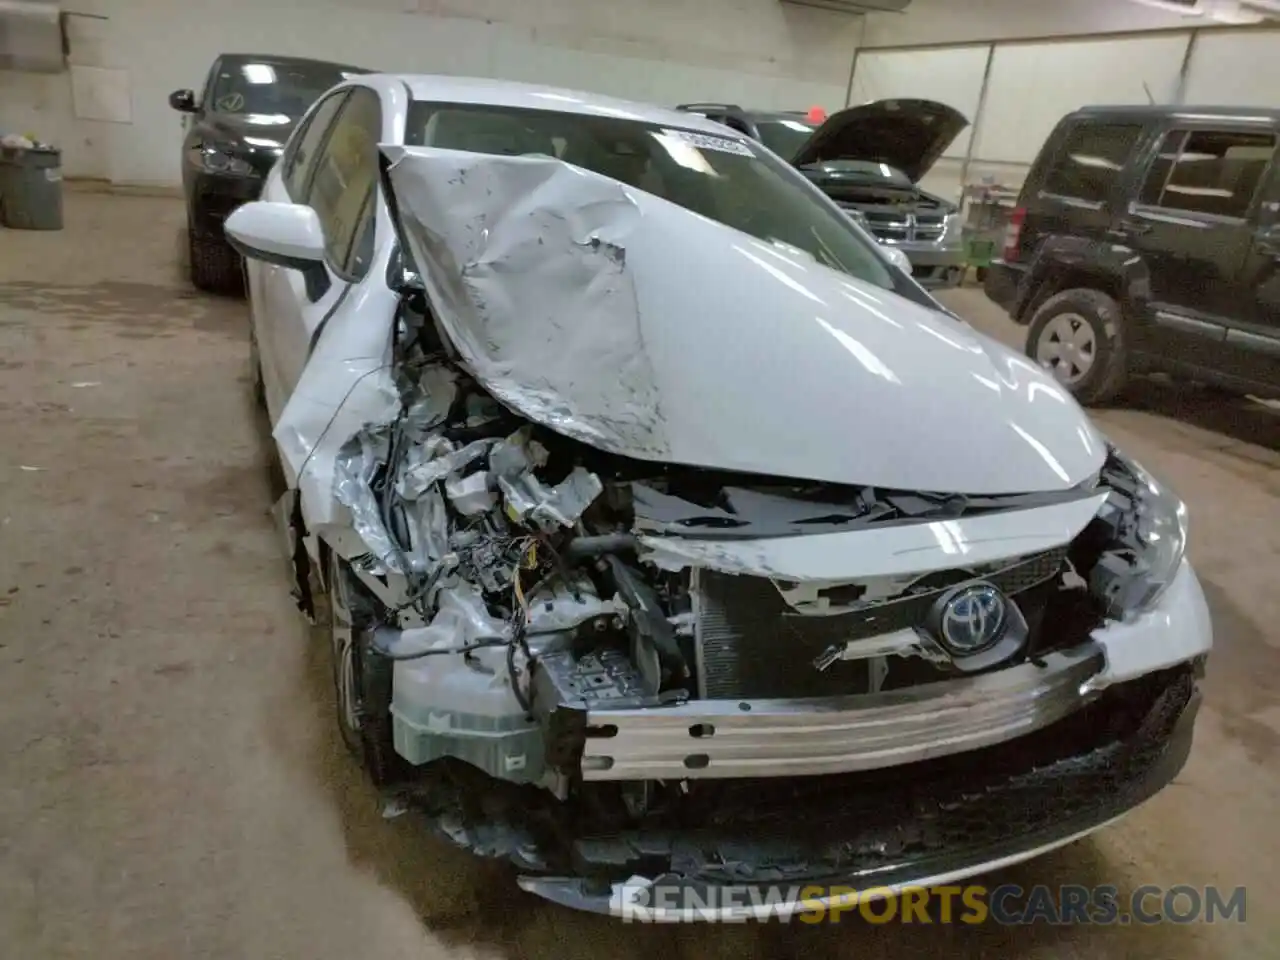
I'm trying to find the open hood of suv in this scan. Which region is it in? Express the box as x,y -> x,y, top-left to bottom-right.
791,99 -> 969,183
379,144 -> 1104,496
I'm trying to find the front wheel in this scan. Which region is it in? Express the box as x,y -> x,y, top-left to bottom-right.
1026,288 -> 1130,406
326,553 -> 405,786
188,224 -> 243,295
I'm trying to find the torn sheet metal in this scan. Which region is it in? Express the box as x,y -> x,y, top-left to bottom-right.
332,428 -> 404,574
382,580 -> 512,656
498,467 -> 603,532
382,145 -> 665,459
398,438 -> 494,500
381,144 -> 1106,495
1084,558 -> 1212,693
638,492 -> 1111,582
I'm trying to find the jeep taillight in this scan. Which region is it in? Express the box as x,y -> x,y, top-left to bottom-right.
1003,207 -> 1026,262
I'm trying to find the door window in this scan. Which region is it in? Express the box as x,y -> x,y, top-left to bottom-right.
1041,122 -> 1143,204
283,90 -> 350,202
1137,128 -> 1276,219
307,86 -> 382,280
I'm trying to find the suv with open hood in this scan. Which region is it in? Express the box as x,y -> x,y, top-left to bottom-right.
676,99 -> 970,288
223,75 -> 1211,921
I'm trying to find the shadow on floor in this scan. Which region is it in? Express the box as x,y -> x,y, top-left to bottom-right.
1116,379 -> 1280,453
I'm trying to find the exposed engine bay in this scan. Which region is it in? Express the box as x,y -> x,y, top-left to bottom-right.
294,276 -> 1197,803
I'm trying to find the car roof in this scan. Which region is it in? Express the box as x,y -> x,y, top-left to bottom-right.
745,110 -> 814,123
392,75 -> 739,134
218,52 -> 372,73
1068,103 -> 1280,123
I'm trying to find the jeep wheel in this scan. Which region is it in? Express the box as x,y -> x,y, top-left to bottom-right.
326,553 -> 405,786
1027,288 -> 1129,405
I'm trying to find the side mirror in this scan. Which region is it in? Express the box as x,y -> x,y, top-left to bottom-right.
169,89 -> 197,113
882,246 -> 912,274
225,201 -> 331,300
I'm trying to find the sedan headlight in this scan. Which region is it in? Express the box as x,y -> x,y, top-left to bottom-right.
1091,449 -> 1188,619
195,143 -> 253,176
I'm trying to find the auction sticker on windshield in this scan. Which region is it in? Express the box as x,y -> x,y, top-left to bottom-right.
660,128 -> 753,156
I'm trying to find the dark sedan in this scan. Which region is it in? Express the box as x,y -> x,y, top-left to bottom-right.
169,53 -> 371,292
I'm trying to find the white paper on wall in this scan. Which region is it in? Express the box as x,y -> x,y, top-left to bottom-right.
70,65 -> 133,124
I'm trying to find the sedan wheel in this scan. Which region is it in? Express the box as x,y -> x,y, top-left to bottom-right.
327,554 -> 365,758
324,553 -> 404,785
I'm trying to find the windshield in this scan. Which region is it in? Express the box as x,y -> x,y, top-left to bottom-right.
405,102 -> 912,297
755,117 -> 818,162
208,59 -> 360,119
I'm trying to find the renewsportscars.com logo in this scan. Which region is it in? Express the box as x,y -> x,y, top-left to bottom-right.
609,882 -> 1248,924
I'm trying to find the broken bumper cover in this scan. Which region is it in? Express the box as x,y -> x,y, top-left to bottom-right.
520,662 -> 1203,919
583,560 -> 1211,782
887,238 -> 967,288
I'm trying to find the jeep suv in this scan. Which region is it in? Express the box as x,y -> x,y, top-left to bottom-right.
676,101 -> 970,288
985,104 -> 1280,404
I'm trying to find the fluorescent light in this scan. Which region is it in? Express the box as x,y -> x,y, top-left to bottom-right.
242,63 -> 276,84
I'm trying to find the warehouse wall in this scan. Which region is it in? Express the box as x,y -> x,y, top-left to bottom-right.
862,0 -> 1195,47
856,1 -> 1280,204
0,0 -> 862,186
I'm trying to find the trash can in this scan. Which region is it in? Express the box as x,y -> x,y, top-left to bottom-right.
0,146 -> 63,230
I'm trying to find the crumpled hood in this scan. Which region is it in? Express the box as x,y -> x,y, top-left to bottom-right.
381,145 -> 1105,496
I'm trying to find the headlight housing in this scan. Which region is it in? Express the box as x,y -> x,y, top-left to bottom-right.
845,207 -> 872,233
1091,449 -> 1188,619
940,211 -> 964,243
194,143 -> 253,176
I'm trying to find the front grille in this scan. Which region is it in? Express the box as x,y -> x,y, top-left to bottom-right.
694,548 -> 1067,699
839,204 -> 945,243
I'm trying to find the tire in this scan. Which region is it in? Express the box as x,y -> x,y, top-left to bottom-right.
188,225 -> 243,295
326,553 -> 407,787
1026,288 -> 1130,406
248,323 -> 266,409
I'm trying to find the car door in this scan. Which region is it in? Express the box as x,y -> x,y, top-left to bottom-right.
275,84 -> 382,393
1120,122 -> 1277,378
1232,140 -> 1280,392
249,87 -> 351,423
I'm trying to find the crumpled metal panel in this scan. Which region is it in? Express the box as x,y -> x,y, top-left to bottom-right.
380,144 -> 1108,496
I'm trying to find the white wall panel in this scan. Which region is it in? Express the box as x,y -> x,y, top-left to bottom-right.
1183,29 -> 1280,106
862,0 -> 1194,48
849,45 -> 991,159
0,0 -> 861,185
972,33 -> 1191,164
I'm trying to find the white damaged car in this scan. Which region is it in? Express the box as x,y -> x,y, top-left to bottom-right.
226,74 -> 1212,920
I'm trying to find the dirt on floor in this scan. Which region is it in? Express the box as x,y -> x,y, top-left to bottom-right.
1,192 -> 1278,959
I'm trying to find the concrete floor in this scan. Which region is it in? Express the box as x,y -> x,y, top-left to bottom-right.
1,192 -> 1278,959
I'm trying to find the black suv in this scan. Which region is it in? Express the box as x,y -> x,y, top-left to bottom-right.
675,101 -> 970,288
985,104 -> 1280,404
169,53 -> 370,292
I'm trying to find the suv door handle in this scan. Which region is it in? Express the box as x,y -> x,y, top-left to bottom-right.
1112,219 -> 1153,238
1256,226 -> 1280,258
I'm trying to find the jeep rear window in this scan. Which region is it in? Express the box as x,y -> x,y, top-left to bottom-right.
1042,122 -> 1142,204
